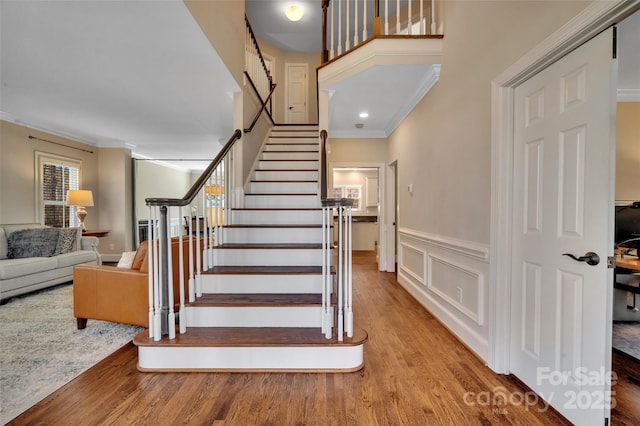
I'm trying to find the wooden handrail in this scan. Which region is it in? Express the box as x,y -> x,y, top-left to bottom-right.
146,129 -> 242,207
244,72 -> 276,132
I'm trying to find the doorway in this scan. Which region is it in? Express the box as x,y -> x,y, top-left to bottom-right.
330,162 -> 389,272
285,63 -> 308,123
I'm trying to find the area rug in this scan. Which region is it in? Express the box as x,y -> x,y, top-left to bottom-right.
612,321 -> 640,361
0,283 -> 143,424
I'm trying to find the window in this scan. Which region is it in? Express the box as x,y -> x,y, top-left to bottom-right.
35,152 -> 81,227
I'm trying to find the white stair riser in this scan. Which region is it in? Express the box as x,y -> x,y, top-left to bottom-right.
245,195 -> 319,208
214,248 -> 321,266
250,181 -> 317,194
185,306 -> 325,327
254,170 -> 318,180
264,144 -> 317,152
231,210 -> 323,225
201,274 -> 323,293
268,137 -> 318,144
258,160 -> 318,170
261,151 -> 318,161
273,125 -> 318,131
225,227 -> 322,244
137,345 -> 364,371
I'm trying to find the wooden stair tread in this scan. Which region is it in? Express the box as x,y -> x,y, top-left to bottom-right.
216,243 -> 321,249
245,193 -> 317,196
250,180 -> 318,183
203,265 -> 333,274
134,327 -> 368,347
193,293 -> 322,306
224,224 -> 323,228
231,208 -> 321,211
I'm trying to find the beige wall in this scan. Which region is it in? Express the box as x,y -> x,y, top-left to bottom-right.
616,102 -> 640,202
257,38 -> 321,124
388,0 -> 591,245
328,137 -> 388,164
185,0 -> 245,87
0,120 -> 99,225
98,148 -> 133,257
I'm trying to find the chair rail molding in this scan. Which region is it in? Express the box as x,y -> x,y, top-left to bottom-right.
398,227 -> 489,262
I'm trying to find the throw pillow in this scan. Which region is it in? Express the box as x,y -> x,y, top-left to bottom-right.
7,228 -> 60,259
53,228 -> 77,255
117,251 -> 137,268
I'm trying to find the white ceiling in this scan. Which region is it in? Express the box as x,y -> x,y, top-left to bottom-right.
1,0 -> 238,171
1,2 -> 638,172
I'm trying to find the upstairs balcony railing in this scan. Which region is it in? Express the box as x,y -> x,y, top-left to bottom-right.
322,0 -> 444,62
245,14 -> 275,130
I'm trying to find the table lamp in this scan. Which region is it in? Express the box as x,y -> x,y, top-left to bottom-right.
66,189 -> 94,230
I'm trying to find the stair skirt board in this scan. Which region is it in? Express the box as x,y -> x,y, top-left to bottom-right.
201,274 -> 324,294
137,345 -> 364,372
231,209 -> 323,225
185,306 -> 328,328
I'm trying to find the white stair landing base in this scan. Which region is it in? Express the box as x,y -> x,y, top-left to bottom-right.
134,327 -> 367,372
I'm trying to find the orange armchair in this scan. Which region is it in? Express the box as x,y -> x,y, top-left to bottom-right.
73,238 -> 197,329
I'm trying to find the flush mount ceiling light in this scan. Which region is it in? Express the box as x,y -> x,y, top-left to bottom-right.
285,5 -> 304,22
359,112 -> 369,118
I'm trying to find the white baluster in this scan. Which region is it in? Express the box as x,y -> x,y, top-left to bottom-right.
153,209 -> 161,341
385,0 -> 389,35
201,189 -> 208,272
346,205 -> 353,337
188,203 -> 195,303
166,209 -> 176,340
363,0 -> 367,40
178,206 -> 186,334
431,0 -> 436,34
338,0 -> 342,55
330,0 -> 335,59
322,205 -> 327,336
396,0 -> 400,34
337,206 -> 344,341
345,0 -> 350,51
408,0 -> 412,35
354,0 -> 359,46
195,198 -> 202,297
420,0 -> 425,34
147,206 -> 154,339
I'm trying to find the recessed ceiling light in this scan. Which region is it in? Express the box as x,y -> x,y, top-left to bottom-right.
285,5 -> 304,22
359,112 -> 369,118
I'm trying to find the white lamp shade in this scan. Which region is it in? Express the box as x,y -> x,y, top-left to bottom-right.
285,5 -> 303,21
66,189 -> 94,207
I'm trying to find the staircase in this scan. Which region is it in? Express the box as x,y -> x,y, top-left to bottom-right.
134,125 -> 367,372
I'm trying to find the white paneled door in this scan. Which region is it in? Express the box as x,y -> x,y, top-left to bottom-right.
285,63 -> 308,124
510,28 -> 616,425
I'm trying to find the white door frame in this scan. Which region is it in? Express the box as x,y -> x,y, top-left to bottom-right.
329,161 -> 388,272
489,0 -> 640,373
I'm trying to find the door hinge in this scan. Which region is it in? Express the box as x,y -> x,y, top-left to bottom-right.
607,256 -> 616,269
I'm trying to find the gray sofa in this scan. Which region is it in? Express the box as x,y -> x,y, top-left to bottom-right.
0,224 -> 101,303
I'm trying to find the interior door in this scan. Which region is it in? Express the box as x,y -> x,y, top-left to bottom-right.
510,27 -> 616,425
285,63 -> 308,123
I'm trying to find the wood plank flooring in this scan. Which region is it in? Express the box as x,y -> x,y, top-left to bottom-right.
9,252 -> 640,425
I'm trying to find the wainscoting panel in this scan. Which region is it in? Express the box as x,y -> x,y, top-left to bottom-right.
427,254 -> 484,325
397,228 -> 490,360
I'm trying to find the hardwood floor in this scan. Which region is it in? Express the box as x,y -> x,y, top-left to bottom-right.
10,252 -> 640,425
